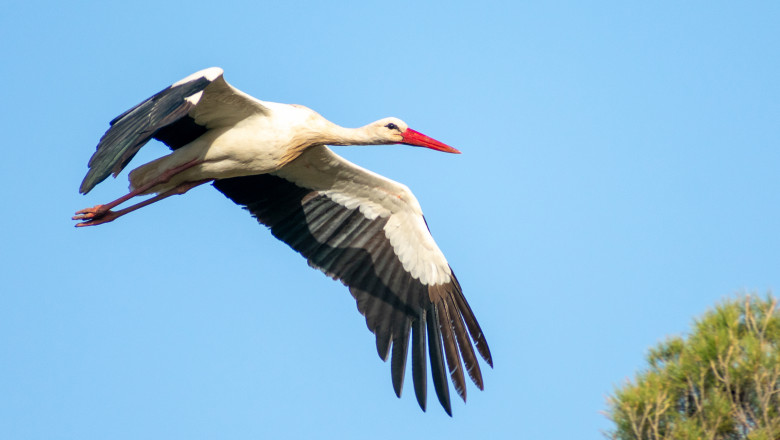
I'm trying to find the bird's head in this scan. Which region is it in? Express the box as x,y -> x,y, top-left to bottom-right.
370,117 -> 461,154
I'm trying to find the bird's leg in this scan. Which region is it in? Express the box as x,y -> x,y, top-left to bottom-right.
73,159 -> 202,221
74,179 -> 213,227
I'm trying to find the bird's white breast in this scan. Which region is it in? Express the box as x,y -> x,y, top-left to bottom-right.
196,105 -> 324,178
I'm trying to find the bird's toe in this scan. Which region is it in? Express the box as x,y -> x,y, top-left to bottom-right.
73,205 -> 106,220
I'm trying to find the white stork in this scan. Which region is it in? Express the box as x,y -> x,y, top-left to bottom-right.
74,67 -> 492,415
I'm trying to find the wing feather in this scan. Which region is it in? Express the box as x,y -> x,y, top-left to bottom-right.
446,294 -> 483,390
390,318 -> 411,397
411,312 -> 428,410
426,306 -> 452,416
437,292 -> 467,401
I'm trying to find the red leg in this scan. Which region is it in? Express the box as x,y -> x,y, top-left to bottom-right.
74,179 -> 213,227
73,158 -> 202,221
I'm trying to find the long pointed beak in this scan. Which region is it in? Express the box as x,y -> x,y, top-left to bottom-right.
400,128 -> 461,154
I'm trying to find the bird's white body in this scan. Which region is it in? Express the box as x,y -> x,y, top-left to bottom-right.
130,96 -> 405,195
129,112 -> 299,191
75,67 -> 491,415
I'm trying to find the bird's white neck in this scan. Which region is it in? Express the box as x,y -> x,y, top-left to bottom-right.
320,123 -> 390,147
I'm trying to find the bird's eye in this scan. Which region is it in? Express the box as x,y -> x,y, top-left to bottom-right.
385,123 -> 399,131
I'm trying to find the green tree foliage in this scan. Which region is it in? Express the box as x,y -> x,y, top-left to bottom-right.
605,295 -> 780,440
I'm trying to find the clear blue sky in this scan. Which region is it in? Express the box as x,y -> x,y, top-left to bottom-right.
1,1 -> 778,439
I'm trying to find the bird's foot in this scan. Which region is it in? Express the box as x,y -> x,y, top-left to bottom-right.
72,205 -> 118,227
71,178 -> 212,228
73,204 -> 107,220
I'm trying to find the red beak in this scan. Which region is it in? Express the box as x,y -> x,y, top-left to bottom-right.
400,128 -> 461,154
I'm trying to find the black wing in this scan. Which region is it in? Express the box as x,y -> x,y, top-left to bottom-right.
79,67 -> 269,194
213,146 -> 492,415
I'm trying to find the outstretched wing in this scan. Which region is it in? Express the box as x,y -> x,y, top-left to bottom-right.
79,67 -> 270,194
212,146 -> 492,415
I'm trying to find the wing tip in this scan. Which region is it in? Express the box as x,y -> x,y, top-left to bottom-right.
478,338 -> 494,368
78,173 -> 101,195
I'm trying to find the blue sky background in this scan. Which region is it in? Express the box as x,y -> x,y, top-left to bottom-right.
1,1 -> 778,439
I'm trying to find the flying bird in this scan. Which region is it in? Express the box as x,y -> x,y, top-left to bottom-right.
74,67 -> 492,415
